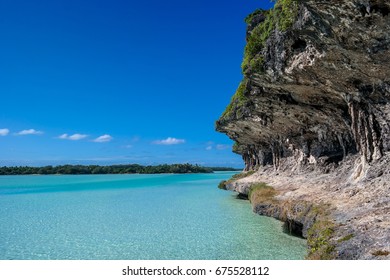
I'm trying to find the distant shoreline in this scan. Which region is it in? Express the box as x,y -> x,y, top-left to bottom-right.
0,163 -> 240,176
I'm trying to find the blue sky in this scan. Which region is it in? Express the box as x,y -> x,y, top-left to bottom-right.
0,0 -> 273,167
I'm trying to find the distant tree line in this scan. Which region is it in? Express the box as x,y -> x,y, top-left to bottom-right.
0,164 -> 238,175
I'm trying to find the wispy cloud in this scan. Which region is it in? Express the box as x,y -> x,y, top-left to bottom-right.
58,133 -> 88,141
16,129 -> 43,135
0,128 -> 9,136
153,137 -> 185,145
216,144 -> 230,150
205,143 -> 230,151
93,134 -> 113,143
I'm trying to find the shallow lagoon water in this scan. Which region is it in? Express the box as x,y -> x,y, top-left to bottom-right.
0,172 -> 306,259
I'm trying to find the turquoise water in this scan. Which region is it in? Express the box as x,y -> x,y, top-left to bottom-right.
0,172 -> 306,260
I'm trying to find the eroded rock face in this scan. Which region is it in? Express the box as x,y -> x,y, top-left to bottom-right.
216,0 -> 390,172
216,0 -> 390,259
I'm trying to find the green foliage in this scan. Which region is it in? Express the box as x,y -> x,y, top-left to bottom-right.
221,1 -> 299,121
249,55 -> 265,73
0,164 -> 216,175
242,14 -> 272,72
242,0 -> 298,73
210,167 -> 241,171
218,180 -> 227,190
244,9 -> 264,24
276,0 -> 299,31
221,80 -> 248,119
307,218 -> 336,260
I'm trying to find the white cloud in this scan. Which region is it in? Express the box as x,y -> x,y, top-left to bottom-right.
0,128 -> 9,136
206,146 -> 213,150
16,129 -> 43,135
216,144 -> 230,150
58,133 -> 88,141
153,137 -> 185,145
69,134 -> 88,140
93,134 -> 113,143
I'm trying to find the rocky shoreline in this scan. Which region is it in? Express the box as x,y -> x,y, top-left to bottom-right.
216,0 -> 390,260
223,153 -> 390,259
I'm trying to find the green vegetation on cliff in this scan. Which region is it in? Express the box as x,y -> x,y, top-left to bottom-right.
306,205 -> 337,260
221,0 -> 299,120
244,9 -> 265,25
242,0 -> 298,72
221,80 -> 249,120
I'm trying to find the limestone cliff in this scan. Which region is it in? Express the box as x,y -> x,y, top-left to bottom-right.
216,0 -> 390,259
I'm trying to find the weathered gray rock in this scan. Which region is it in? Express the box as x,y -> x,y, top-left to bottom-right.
216,0 -> 390,259
217,0 -> 390,171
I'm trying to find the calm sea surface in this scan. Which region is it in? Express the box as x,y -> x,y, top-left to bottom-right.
0,172 -> 306,259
